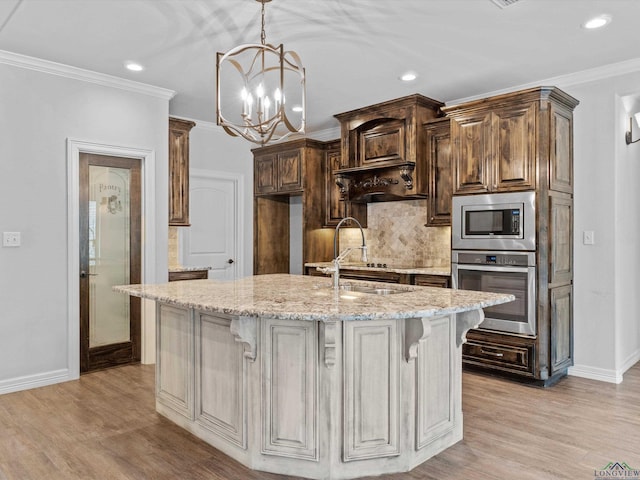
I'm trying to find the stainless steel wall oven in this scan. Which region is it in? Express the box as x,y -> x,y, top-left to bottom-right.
452,251 -> 536,336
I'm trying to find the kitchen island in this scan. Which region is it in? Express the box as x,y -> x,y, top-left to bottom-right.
115,274 -> 513,480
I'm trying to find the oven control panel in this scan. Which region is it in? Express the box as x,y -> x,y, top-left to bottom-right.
453,251 -> 534,267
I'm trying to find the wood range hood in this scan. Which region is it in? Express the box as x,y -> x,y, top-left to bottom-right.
333,94 -> 444,203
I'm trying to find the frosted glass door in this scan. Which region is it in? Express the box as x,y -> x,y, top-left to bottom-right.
88,165 -> 131,347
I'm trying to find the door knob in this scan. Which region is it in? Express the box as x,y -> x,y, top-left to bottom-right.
227,259 -> 234,264
80,271 -> 98,278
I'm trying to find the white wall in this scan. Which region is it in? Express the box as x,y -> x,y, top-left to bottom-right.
563,70 -> 640,382
187,122 -> 255,278
0,57 -> 170,393
615,93 -> 640,373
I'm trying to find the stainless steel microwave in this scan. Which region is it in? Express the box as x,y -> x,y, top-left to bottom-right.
452,191 -> 536,251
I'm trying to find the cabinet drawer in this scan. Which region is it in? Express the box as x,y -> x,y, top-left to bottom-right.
339,270 -> 404,283
169,270 -> 209,281
413,274 -> 450,288
463,339 -> 534,376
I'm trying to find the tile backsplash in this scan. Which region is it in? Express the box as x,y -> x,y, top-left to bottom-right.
339,199 -> 451,267
168,226 -> 180,268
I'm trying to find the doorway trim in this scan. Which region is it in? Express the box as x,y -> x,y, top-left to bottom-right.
67,139 -> 156,379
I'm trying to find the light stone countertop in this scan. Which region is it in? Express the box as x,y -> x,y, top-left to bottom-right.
115,274 -> 512,321
305,262 -> 451,276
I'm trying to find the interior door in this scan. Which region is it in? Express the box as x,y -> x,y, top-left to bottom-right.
180,173 -> 239,280
79,153 -> 141,373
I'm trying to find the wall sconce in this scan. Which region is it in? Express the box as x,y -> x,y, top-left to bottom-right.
625,112 -> 640,145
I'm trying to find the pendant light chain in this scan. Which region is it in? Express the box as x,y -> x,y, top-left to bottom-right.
260,0 -> 266,45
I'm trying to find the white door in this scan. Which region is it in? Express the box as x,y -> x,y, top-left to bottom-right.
180,170 -> 242,280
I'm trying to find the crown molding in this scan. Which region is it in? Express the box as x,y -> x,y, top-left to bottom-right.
447,57 -> 640,106
0,49 -> 175,101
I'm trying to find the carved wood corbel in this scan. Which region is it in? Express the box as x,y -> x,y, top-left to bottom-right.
398,164 -> 414,190
335,175 -> 349,198
404,317 -> 432,362
230,316 -> 258,361
455,309 -> 485,347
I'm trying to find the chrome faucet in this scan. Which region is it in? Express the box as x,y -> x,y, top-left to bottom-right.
318,216 -> 368,289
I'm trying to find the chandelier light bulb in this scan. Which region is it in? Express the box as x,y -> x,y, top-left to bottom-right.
264,96 -> 271,119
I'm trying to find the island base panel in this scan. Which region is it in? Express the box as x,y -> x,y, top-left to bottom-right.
154,303 -> 472,479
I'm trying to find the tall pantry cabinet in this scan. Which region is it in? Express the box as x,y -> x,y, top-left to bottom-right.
443,87 -> 579,385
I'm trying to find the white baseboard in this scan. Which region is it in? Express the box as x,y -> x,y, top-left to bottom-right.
568,364 -> 622,384
620,350 -> 640,376
0,369 -> 76,395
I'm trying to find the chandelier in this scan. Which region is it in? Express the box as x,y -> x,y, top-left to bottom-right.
216,0 -> 306,145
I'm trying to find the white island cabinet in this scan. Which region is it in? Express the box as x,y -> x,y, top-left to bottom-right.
115,274 -> 513,480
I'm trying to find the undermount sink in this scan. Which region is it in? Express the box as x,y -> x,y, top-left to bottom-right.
337,284 -> 407,295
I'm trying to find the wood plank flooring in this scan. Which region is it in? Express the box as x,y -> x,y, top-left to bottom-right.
0,363 -> 638,480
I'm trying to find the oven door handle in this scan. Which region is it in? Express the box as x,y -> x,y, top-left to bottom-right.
454,264 -> 532,273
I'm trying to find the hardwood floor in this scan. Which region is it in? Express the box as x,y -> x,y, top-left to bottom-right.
0,363 -> 638,480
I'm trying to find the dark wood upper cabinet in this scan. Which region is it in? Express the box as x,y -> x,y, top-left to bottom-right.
448,111 -> 492,195
169,117 -> 196,226
446,102 -> 536,194
423,118 -> 452,226
254,147 -> 303,195
493,103 -> 536,192
333,94 -> 444,202
444,87 -> 576,196
254,154 -> 278,195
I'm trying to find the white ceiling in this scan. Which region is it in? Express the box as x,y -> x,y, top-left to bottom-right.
1,0 -> 639,134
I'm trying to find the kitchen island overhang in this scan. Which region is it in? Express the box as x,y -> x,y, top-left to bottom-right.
116,274 -> 513,480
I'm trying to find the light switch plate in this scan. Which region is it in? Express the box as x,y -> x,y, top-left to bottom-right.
3,232 -> 21,247
583,230 -> 595,245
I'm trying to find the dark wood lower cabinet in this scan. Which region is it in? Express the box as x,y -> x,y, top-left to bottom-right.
463,332 -> 535,378
168,270 -> 209,281
413,274 -> 450,288
304,266 -> 450,288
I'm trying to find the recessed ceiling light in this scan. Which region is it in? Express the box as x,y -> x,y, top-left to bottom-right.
125,62 -> 144,72
400,72 -> 418,82
292,105 -> 303,113
582,14 -> 611,30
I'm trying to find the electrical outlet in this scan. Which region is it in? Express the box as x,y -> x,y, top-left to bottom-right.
583,230 -> 595,245
3,232 -> 21,247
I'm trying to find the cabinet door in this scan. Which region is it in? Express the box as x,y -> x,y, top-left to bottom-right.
550,285 -> 572,375
358,118 -> 406,167
156,303 -> 194,419
549,105 -> 573,193
277,149 -> 303,193
451,113 -> 492,194
169,118 -> 195,226
424,121 -> 452,226
548,193 -> 572,286
254,154 -> 278,195
493,103 -> 536,192
324,145 -> 347,226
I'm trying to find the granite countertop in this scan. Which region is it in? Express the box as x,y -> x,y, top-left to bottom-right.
305,262 -> 451,276
168,265 -> 212,273
115,274 -> 512,322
